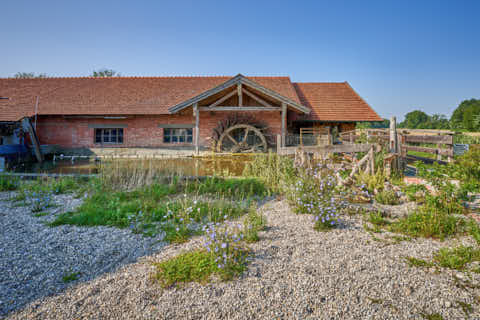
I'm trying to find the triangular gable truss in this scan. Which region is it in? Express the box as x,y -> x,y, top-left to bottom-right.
168,74 -> 310,114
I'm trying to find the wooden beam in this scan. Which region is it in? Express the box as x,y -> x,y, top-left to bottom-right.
404,134 -> 453,145
208,90 -> 236,108
237,83 -> 242,107
199,106 -> 280,111
242,88 -> 275,108
281,103 -> 287,147
21,118 -> 43,163
194,103 -> 199,155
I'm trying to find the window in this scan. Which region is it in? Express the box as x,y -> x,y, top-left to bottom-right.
94,128 -> 124,144
163,128 -> 193,143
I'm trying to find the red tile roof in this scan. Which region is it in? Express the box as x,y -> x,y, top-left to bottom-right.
292,82 -> 382,122
0,76 -> 381,122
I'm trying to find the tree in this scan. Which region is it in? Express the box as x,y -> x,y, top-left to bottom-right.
91,69 -> 120,77
398,110 -> 429,128
450,99 -> 480,131
14,72 -> 47,78
356,118 -> 390,129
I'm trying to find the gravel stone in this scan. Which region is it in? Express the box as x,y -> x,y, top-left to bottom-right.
0,191 -> 166,317
4,196 -> 480,319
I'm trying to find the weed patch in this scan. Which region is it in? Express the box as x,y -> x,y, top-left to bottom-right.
389,209 -> 463,240
434,246 -> 480,270
405,256 -> 434,268
62,271 -> 80,283
243,205 -> 267,242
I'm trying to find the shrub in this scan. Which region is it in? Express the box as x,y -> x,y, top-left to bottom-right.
291,168 -> 344,231
355,170 -> 387,194
374,189 -> 400,205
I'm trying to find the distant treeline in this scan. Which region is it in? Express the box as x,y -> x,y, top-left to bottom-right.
358,98 -> 480,131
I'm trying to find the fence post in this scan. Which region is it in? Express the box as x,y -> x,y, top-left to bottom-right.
276,134 -> 282,154
436,143 -> 442,161
389,116 -> 398,154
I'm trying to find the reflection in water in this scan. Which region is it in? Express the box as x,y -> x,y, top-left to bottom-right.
16,156 -> 254,177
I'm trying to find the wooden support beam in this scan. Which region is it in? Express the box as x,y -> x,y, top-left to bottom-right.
199,106 -> 280,111
281,103 -> 287,147
21,118 -> 43,163
242,88 -> 275,108
194,103 -> 199,155
237,83 -> 242,107
208,90 -> 237,108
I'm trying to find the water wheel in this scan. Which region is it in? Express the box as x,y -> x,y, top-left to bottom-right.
216,124 -> 268,153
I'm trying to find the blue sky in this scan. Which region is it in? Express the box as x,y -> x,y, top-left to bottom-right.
1,0 -> 479,120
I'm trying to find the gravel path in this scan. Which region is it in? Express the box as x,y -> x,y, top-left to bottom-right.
5,198 -> 480,319
0,192 -> 166,317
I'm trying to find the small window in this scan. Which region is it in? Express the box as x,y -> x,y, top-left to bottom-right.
164,128 -> 193,144
94,128 -> 124,144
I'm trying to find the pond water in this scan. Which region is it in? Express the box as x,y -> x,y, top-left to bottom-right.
13,156 -> 255,177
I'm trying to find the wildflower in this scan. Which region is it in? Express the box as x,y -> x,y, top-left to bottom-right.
221,243 -> 227,249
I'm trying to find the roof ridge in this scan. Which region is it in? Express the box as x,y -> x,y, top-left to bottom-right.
0,75 -> 293,80
293,81 -> 348,84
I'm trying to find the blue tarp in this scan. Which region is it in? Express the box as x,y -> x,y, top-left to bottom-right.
0,144 -> 29,156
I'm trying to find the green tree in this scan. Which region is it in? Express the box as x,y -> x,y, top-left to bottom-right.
357,118 -> 390,129
450,99 -> 480,131
91,69 -> 120,77
14,72 -> 47,78
398,110 -> 429,128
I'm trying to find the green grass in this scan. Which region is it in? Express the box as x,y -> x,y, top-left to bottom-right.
48,179 -> 261,242
408,151 -> 437,159
186,177 -> 270,199
388,209 -> 463,240
243,204 -> 267,242
34,212 -> 49,217
62,271 -> 80,283
152,249 -> 248,287
434,246 -> 480,270
405,256 -> 435,268
0,175 -> 20,191
420,312 -> 444,320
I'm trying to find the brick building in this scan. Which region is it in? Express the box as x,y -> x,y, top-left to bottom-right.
0,74 -> 381,153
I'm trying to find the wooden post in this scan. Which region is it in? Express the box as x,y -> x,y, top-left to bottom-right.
237,83 -> 242,107
276,134 -> 282,154
369,146 -> 375,175
281,103 -> 287,147
349,132 -> 353,144
194,103 -> 199,155
21,118 -> 43,163
389,116 -> 398,154
436,143 -> 442,161
327,126 -> 332,145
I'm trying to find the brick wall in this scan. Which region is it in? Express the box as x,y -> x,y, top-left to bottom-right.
36,110 -> 282,149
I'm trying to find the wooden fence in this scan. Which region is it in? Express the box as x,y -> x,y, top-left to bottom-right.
339,123 -> 454,162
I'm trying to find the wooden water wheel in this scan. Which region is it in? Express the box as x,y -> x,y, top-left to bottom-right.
216,124 -> 268,153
